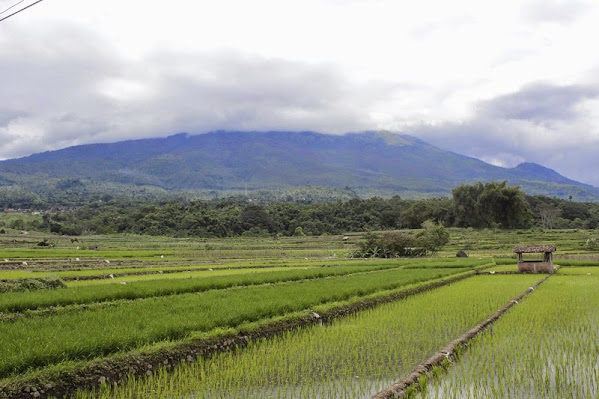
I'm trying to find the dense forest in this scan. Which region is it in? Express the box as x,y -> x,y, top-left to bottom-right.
1,181 -> 599,237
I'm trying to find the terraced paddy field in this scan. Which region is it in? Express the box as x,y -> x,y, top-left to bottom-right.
0,229 -> 598,398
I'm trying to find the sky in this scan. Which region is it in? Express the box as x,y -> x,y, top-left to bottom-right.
1,0 -> 599,185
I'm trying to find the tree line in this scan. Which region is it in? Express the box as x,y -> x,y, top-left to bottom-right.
2,181 -> 599,237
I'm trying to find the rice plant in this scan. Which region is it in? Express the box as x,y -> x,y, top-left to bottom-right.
0,263 -> 407,313
75,275 -> 542,398
418,269 -> 599,398
0,267 -> 466,377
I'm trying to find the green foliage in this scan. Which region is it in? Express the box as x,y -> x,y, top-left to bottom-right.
354,231 -> 420,258
293,226 -> 306,236
0,276 -> 66,293
3,182 -> 599,238
36,239 -> 55,247
452,181 -> 531,228
354,222 -> 449,258
416,220 -> 450,254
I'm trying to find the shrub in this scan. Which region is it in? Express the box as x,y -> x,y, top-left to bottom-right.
352,222 -> 449,258
294,226 -> 306,236
584,237 -> 599,251
417,220 -> 450,255
0,276 -> 66,293
353,231 -> 426,258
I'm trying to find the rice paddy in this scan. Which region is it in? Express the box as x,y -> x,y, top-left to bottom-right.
0,263 -> 410,313
0,267 -> 468,377
417,268 -> 599,399
0,228 -> 598,398
76,275 -> 543,398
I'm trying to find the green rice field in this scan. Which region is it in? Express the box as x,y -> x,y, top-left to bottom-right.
0,228 -> 598,398
77,275 -> 543,398
417,269 -> 599,399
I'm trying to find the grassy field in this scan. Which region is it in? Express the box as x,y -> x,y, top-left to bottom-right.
0,228 -> 597,398
1,226 -> 597,264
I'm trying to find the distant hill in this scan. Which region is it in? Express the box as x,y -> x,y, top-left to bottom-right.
1,130 -> 598,201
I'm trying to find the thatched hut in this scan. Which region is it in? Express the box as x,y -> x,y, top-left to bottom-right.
513,244 -> 556,273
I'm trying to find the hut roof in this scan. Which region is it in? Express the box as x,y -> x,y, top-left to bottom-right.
513,244 -> 556,253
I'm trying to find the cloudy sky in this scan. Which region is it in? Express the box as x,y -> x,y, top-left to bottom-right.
1,0 -> 598,184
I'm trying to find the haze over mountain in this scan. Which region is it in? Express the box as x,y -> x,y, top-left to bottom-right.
0,131 -> 597,201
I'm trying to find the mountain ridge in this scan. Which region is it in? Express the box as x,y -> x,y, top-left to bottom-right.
0,130 -> 597,201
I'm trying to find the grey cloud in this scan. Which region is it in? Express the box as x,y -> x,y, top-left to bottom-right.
110,51 -> 378,136
0,24 -> 393,159
0,110 -> 26,126
477,83 -> 599,122
0,23 -> 123,154
410,82 -> 599,186
523,0 -> 590,24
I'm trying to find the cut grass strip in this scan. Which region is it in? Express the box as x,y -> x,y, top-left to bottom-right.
65,266 -> 312,286
0,257 -> 491,281
0,249 -> 175,259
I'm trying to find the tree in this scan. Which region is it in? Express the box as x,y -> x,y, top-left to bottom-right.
538,204 -> 562,229
452,181 -> 531,228
416,220 -> 450,254
241,205 -> 272,232
381,231 -> 418,257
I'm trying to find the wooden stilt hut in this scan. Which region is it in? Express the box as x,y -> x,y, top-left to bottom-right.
513,244 -> 556,273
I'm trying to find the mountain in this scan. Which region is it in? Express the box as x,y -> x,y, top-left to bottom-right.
1,130 -> 598,201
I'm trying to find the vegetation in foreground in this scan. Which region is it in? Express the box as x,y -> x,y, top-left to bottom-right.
0,263 -> 412,313
0,229 -> 597,398
75,275 -> 543,398
0,267 -> 466,377
418,270 -> 599,398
